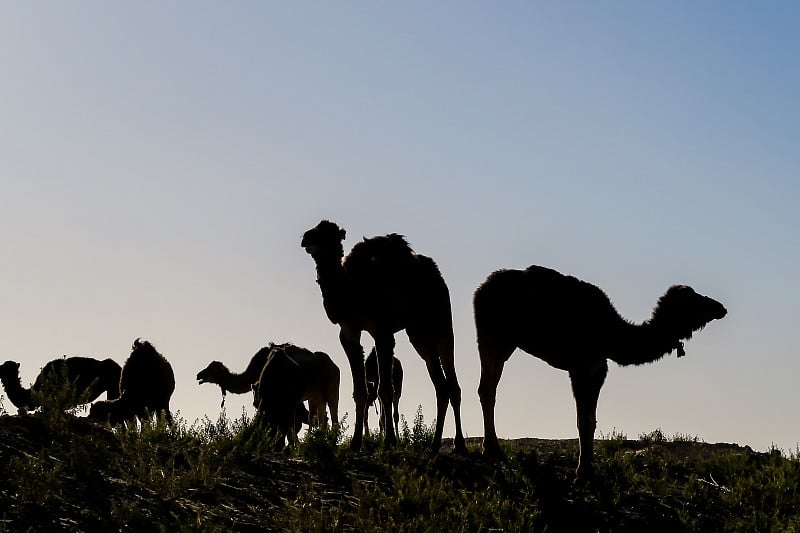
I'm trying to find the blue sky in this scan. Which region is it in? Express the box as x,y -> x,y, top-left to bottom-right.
1,2 -> 797,450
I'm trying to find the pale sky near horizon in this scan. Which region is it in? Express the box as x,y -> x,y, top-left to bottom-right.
1,3 -> 797,451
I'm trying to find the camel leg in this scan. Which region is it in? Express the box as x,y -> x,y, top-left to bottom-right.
409,334 -> 462,453
436,333 -> 466,454
477,337 -> 515,458
328,393 -> 339,427
393,395 -> 400,436
340,326 -> 367,451
569,360 -> 608,482
374,333 -> 398,447
285,406 -> 299,449
308,398 -> 326,428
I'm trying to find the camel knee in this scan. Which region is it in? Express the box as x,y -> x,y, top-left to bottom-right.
478,381 -> 497,407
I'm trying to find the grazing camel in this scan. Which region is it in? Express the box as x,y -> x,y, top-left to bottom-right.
251,346 -> 308,449
0,357 -> 121,413
197,343 -> 340,428
364,347 -> 403,435
475,265 -> 727,481
302,220 -> 466,452
89,339 -> 175,425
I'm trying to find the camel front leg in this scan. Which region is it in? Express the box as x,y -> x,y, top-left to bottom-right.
340,326 -> 367,451
569,360 -> 608,482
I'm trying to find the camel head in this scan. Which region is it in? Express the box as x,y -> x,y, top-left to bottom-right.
301,220 -> 346,259
0,360 -> 21,381
196,361 -> 228,386
650,285 -> 727,356
197,361 -> 229,407
131,337 -> 158,356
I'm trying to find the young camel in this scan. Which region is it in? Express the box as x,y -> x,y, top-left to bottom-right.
0,357 -> 121,413
251,346 -> 308,449
364,347 -> 403,436
302,220 -> 466,453
197,343 -> 339,428
475,265 -> 727,481
89,339 -> 175,425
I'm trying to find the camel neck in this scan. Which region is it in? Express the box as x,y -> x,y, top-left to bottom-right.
607,321 -> 680,367
219,370 -> 258,395
312,254 -> 347,324
0,375 -> 32,410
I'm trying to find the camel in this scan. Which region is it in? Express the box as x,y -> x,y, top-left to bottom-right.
364,347 -> 403,435
197,343 -> 340,428
89,339 -> 175,425
251,346 -> 308,449
474,265 -> 727,481
0,357 -> 121,413
301,220 -> 466,452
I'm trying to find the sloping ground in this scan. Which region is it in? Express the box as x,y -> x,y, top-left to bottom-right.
0,414 -> 376,531
0,414 -> 798,532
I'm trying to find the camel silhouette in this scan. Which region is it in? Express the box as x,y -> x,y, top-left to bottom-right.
197,343 -> 339,428
302,220 -> 466,453
364,347 -> 403,435
251,346 -> 311,449
0,357 -> 121,413
89,339 -> 175,425
474,265 -> 727,481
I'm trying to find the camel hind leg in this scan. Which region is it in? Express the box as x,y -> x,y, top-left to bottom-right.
409,332 -> 466,454
327,394 -> 339,427
374,333 -> 398,447
477,335 -> 515,458
327,364 -> 340,426
308,398 -> 327,428
392,394 -> 400,435
569,360 -> 608,482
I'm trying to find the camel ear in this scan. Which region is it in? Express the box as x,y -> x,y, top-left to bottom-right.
339,228 -> 346,241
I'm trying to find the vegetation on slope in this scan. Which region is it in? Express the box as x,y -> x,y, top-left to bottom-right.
0,397 -> 798,532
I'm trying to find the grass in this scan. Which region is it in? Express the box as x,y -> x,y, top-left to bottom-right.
0,396 -> 798,531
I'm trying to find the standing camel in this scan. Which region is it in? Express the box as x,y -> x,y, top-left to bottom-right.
364,347 -> 403,436
89,339 -> 175,425
197,343 -> 339,428
475,265 -> 727,481
302,220 -> 466,453
251,346 -> 308,449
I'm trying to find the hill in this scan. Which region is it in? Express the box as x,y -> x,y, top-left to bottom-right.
0,407 -> 797,532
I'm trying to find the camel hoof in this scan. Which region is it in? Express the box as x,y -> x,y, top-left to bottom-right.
481,443 -> 504,460
573,466 -> 595,485
453,437 -> 468,455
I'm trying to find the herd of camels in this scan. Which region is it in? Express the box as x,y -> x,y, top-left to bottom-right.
0,220 -> 727,481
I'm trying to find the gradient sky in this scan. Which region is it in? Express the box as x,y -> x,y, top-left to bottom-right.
1,2 -> 797,451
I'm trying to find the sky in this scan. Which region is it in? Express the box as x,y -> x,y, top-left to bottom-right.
1,2 -> 797,452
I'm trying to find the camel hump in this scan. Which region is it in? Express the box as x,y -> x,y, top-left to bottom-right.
101,358 -> 122,374
344,233 -> 415,274
120,339 -> 175,398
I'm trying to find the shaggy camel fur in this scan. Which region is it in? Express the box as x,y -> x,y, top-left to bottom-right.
197,343 -> 340,428
89,339 -> 175,425
0,357 -> 121,413
364,347 -> 403,435
475,265 -> 727,481
251,346 -> 308,449
302,220 -> 466,452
